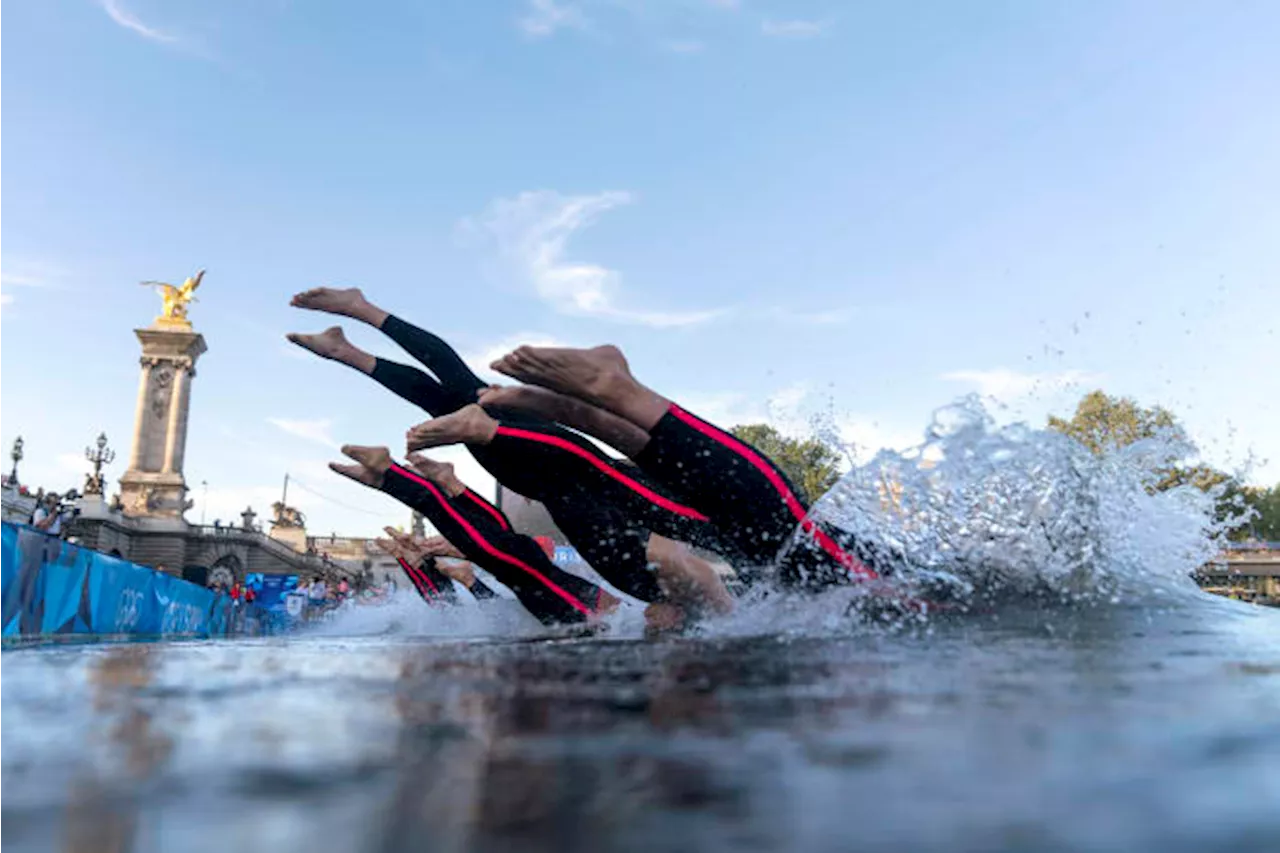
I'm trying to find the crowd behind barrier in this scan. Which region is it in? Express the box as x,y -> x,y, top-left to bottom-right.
1,522 -> 288,638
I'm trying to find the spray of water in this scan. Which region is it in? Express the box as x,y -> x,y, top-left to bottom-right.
788,394 -> 1242,610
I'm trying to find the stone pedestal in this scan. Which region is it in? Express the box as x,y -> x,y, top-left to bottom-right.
118,325 -> 207,521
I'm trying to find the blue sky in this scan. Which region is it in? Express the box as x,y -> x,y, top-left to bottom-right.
3,0 -> 1278,537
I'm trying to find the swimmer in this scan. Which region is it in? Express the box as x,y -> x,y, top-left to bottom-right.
484,344 -> 892,590
375,529 -> 502,602
334,444 -> 615,627
288,288 -> 735,615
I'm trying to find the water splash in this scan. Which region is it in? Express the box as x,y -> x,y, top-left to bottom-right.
790,394 -> 1241,609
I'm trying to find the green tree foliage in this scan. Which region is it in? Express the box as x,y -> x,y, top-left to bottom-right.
1223,482 -> 1280,542
729,424 -> 842,504
1047,390 -> 1183,454
1048,390 -> 1277,539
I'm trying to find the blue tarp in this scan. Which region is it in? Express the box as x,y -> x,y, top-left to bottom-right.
1,522 -> 286,638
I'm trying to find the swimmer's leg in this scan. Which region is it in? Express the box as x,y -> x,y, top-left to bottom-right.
493,345 -> 876,581
292,286 -> 486,404
288,326 -> 466,418
479,384 -> 651,458
491,344 -> 670,431
405,404 -> 499,452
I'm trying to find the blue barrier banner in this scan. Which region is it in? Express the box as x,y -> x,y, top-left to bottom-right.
255,574 -> 298,613
1,522 -> 284,638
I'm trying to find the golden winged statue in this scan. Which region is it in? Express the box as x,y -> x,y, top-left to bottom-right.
141,269 -> 204,327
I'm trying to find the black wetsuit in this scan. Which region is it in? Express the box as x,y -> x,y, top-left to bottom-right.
380,462 -> 606,625
398,555 -> 498,603
397,555 -> 458,604
634,404 -> 882,588
366,315 -> 731,601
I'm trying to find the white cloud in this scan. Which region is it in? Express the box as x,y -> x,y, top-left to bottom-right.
662,39 -> 706,54
941,368 -> 1096,404
761,19 -> 830,39
461,190 -> 725,328
519,0 -> 586,38
0,294 -> 12,309
99,0 -> 179,44
267,418 -> 339,450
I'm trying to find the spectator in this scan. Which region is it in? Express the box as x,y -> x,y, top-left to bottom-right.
244,585 -> 257,605
31,494 -> 63,535
338,578 -> 350,598
309,578 -> 327,607
230,581 -> 242,604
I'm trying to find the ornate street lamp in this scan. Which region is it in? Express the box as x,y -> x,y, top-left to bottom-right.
9,436 -> 24,485
84,433 -> 116,496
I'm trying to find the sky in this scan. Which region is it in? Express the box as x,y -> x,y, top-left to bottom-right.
3,0 -> 1278,538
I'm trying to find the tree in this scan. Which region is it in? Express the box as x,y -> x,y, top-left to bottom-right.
729,424 -> 842,504
1047,390 -> 1183,454
1047,390 -> 1267,537
1226,483 -> 1280,542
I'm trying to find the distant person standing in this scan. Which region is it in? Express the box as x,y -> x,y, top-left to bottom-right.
309,578 -> 327,608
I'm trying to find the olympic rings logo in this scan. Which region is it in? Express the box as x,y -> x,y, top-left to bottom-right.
114,589 -> 145,631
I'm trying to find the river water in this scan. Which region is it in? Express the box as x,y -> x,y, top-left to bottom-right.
5,399 -> 1279,851
3,595 -> 1279,853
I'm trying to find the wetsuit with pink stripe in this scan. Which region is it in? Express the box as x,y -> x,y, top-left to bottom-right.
634,404 -> 882,588
398,556 -> 498,604
365,315 -> 735,600
379,463 -> 605,625
397,556 -> 458,604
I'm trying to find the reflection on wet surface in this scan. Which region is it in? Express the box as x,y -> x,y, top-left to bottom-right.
3,600 -> 1280,853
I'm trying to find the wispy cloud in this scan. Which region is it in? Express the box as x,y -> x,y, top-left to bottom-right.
941,368 -> 1096,404
707,0 -> 741,9
761,18 -> 830,39
461,190 -> 725,328
99,0 -> 180,44
519,0 -> 587,39
267,417 -> 339,450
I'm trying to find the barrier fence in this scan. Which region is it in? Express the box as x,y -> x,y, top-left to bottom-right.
1,522 -> 286,638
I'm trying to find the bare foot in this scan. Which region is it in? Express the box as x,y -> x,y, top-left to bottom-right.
341,444 -> 392,476
477,384 -> 569,418
290,287 -> 369,317
490,345 -> 635,409
405,453 -> 463,495
436,560 -> 477,587
287,326 -> 353,361
420,536 -> 463,559
479,383 -> 652,458
329,461 -> 383,488
405,405 -> 498,452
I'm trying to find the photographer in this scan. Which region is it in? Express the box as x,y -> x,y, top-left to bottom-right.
30,491 -> 79,538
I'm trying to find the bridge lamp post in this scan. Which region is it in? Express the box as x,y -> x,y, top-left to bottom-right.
83,433 -> 116,496
9,436 -> 24,485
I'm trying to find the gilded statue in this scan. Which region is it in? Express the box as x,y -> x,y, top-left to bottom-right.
141,269 -> 204,326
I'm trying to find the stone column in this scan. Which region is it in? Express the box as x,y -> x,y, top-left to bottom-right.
162,359 -> 192,473
118,326 -> 207,521
128,360 -> 154,469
